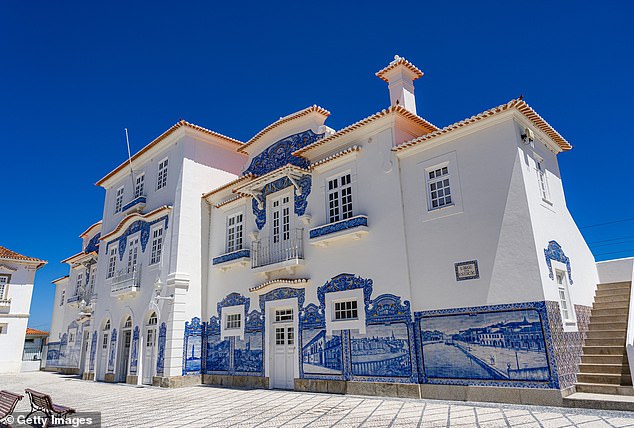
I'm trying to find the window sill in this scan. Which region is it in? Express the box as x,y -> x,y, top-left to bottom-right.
309,215 -> 368,247
212,249 -> 251,270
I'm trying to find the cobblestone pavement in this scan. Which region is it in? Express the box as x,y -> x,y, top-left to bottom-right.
2,372 -> 634,427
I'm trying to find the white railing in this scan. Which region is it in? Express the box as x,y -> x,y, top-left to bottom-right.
23,345 -> 43,361
626,276 -> 634,386
0,298 -> 10,306
110,266 -> 142,294
252,229 -> 304,268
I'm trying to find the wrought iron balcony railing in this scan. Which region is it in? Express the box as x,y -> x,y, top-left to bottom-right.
251,229 -> 304,269
109,266 -> 141,296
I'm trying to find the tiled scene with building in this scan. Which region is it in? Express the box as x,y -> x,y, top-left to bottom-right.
44,56 -> 634,411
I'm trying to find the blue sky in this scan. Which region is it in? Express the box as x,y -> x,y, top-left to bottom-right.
1,1 -> 632,331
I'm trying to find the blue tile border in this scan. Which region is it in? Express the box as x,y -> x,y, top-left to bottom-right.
212,249 -> 250,265
309,215 -> 368,240
122,196 -> 146,212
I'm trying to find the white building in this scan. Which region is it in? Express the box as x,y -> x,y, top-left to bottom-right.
48,56 -> 633,405
0,246 -> 46,374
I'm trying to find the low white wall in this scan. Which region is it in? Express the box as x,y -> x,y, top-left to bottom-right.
597,258 -> 634,284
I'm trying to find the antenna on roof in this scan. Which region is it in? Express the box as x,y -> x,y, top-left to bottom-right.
125,128 -> 135,184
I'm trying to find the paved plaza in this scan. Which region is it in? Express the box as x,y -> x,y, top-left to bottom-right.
1,372 -> 634,427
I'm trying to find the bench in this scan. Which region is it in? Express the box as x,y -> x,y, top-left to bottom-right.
0,390 -> 23,427
25,388 -> 75,427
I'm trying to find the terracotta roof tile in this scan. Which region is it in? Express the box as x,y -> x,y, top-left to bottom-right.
0,246 -> 46,266
392,98 -> 572,153
239,105 -> 330,153
293,105 -> 437,157
26,328 -> 49,336
376,56 -> 424,82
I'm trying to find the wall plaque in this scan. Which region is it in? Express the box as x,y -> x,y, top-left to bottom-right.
455,260 -> 479,281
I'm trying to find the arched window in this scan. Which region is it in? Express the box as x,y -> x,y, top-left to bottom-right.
148,312 -> 157,326
104,320 -> 111,331
124,316 -> 132,329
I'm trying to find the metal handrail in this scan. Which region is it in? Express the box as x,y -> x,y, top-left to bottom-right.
252,229 -> 304,268
110,265 -> 142,292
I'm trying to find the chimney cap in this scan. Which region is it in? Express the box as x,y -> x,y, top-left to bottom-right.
376,55 -> 424,82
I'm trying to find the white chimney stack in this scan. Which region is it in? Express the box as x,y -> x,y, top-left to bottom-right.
376,55 -> 424,115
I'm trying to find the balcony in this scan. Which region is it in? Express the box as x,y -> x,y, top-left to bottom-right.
122,195 -> 147,214
66,294 -> 83,308
213,249 -> 251,271
252,229 -> 304,274
109,266 -> 141,298
309,215 -> 369,247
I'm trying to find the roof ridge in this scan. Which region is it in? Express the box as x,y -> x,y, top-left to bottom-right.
392,98 -> 571,153
293,105 -> 438,157
0,245 -> 46,264
240,105 -> 331,152
376,55 -> 424,82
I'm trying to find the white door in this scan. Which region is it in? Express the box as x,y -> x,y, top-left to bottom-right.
79,331 -> 89,375
98,332 -> 109,380
118,330 -> 131,382
271,309 -> 295,389
142,327 -> 156,384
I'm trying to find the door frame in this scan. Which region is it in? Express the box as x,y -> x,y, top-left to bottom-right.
265,297 -> 299,389
117,328 -> 132,382
142,319 -> 158,385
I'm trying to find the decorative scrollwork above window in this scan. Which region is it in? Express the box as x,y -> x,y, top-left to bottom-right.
217,292 -> 250,317
243,129 -> 323,176
251,175 -> 312,230
317,274 -> 373,310
544,240 -> 573,284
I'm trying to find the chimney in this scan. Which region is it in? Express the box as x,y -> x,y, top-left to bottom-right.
376,55 -> 424,115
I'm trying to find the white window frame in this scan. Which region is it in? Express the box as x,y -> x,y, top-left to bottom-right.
534,155 -> 552,204
326,171 -> 354,224
225,212 -> 244,253
75,271 -> 83,295
88,266 -> 96,295
426,163 -> 453,211
0,323 -> 7,334
552,261 -> 577,332
268,191 -> 293,245
325,289 -> 366,335
60,289 -> 65,306
274,308 -> 294,323
333,300 -> 358,321
419,152 -> 463,222
150,226 -> 164,265
107,247 -> 117,279
126,234 -> 140,274
156,158 -> 169,191
0,274 -> 10,300
221,305 -> 244,340
68,328 -> 77,345
134,173 -> 145,198
114,186 -> 125,213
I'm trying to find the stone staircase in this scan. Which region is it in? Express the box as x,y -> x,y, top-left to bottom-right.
574,281 -> 632,396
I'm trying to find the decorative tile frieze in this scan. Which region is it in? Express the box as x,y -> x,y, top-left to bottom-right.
84,233 -> 101,254
156,322 -> 166,376
212,249 -> 250,266
89,332 -> 97,371
309,215 -> 368,240
106,215 -> 169,261
130,326 -> 139,375
217,293 -> 250,316
251,174 -> 312,230
183,317 -> 203,375
243,129 -> 323,176
107,328 -> 117,373
317,273 -> 373,309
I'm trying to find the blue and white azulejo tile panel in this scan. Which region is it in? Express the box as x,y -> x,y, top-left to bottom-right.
417,302 -> 557,388
234,332 -> 263,373
301,329 -> 343,375
350,323 -> 412,378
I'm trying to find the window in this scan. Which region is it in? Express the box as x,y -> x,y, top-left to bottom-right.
536,158 -> 551,202
0,323 -> 7,334
148,312 -> 158,326
556,271 -> 574,323
146,329 -> 155,347
60,289 -> 65,306
225,313 -> 241,330
327,173 -> 353,223
102,334 -> 108,349
69,331 -> 75,343
275,327 -> 284,345
271,196 -> 291,244
104,320 -> 111,330
134,174 -> 145,198
127,236 -> 139,274
114,187 -> 124,213
427,166 -> 452,210
88,266 -> 96,295
275,309 -> 294,322
124,316 -> 132,329
0,275 -> 9,299
157,158 -> 169,190
226,214 -> 243,253
107,247 -> 117,279
334,300 -> 358,321
75,272 -> 83,295
150,227 -> 164,265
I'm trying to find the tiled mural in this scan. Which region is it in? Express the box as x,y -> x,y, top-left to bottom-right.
191,275 -> 572,390
416,302 -> 559,389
